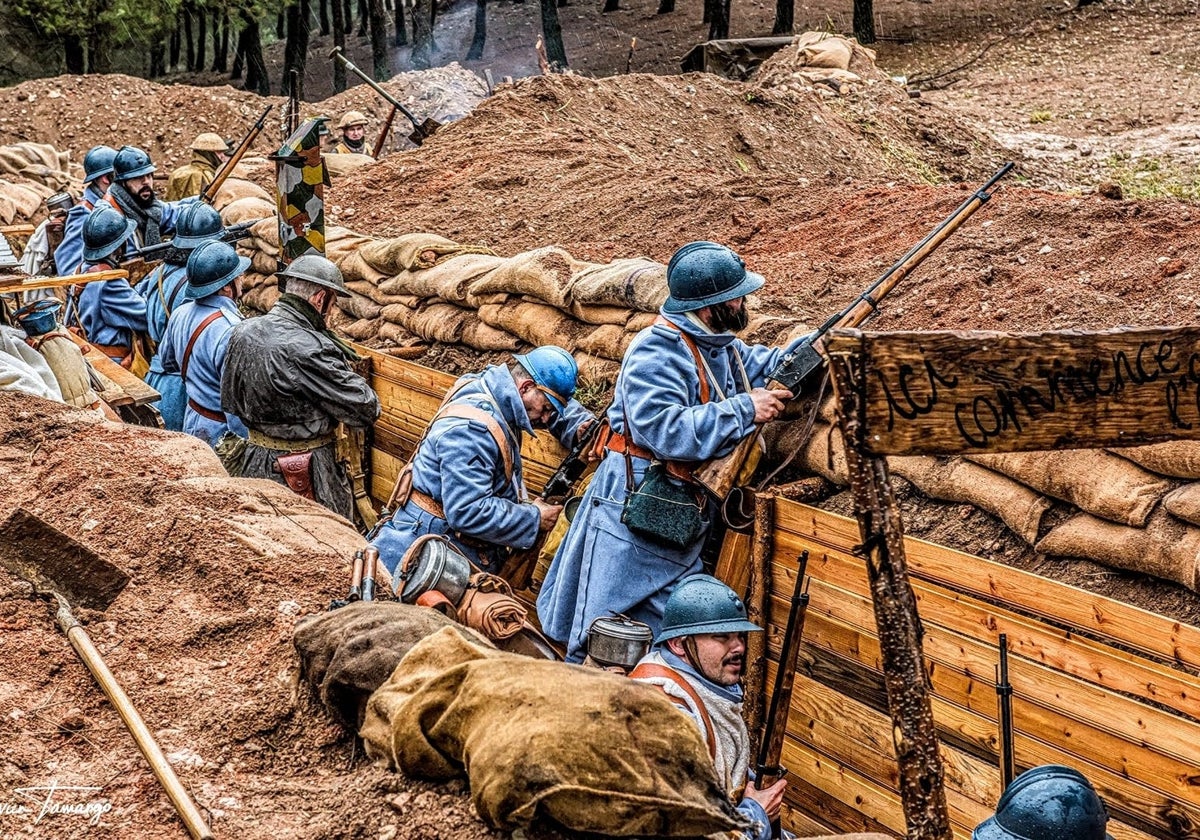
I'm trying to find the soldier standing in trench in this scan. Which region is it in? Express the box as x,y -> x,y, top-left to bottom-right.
55,145 -> 117,275
221,254 -> 380,518
330,111 -> 370,156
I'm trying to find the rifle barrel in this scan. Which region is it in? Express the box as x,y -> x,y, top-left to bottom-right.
756,549 -> 810,780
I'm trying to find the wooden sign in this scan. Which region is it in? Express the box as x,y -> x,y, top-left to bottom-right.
826,327 -> 1200,455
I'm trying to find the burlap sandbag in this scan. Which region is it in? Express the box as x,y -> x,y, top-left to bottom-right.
468,246 -> 587,310
239,271 -> 270,290
457,573 -> 526,640
340,317 -> 383,341
339,250 -> 390,285
799,423 -> 850,484
339,291 -> 382,321
0,180 -> 46,220
378,321 -> 425,349
212,177 -> 272,210
570,258 -> 668,312
348,280 -> 425,308
408,302 -> 470,344
360,232 -> 496,275
792,32 -> 853,69
295,602 -> 493,729
326,226 -> 378,263
0,192 -> 16,225
570,301 -> 634,326
360,626 -> 745,836
321,151 -> 375,176
888,456 -> 1051,546
627,311 -> 658,332
1035,508 -> 1200,591
250,249 -> 279,276
380,253 -> 507,303
478,300 -> 589,349
574,352 -> 621,386
220,195 -> 277,226
1110,441 -> 1200,479
967,450 -> 1171,527
1162,484 -> 1200,526
577,323 -> 633,361
461,319 -> 521,352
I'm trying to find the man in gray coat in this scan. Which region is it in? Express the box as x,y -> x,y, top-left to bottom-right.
221,254 -> 380,518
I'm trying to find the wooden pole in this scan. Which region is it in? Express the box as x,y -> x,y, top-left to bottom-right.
828,345 -> 952,840
743,489 -> 773,759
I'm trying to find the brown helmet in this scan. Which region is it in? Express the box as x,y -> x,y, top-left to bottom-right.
192,132 -> 232,152
337,110 -> 369,130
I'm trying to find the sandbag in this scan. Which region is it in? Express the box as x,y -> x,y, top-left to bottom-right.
220,195 -> 277,226
571,258 -> 667,312
339,317 -> 382,341
325,226 -> 377,264
799,423 -> 849,485
408,302 -> 469,344
212,177 -> 272,210
574,352 -> 620,386
461,319 -> 521,352
967,450 -> 1171,527
339,250 -> 390,285
339,291 -> 382,321
1162,484 -> 1200,526
1110,441 -> 1200,479
380,252 -> 507,304
360,626 -> 745,836
1035,508 -> 1200,592
792,32 -> 853,70
321,151 -> 375,176
250,249 -> 279,277
478,300 -> 589,349
360,232 -> 495,275
576,323 -> 633,361
626,311 -> 659,332
887,456 -> 1051,546
570,301 -> 634,326
378,321 -> 424,349
468,245 -> 587,310
294,601 -> 493,729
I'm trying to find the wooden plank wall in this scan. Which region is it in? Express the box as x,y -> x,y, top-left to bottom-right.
360,346 -> 568,506
770,498 -> 1200,840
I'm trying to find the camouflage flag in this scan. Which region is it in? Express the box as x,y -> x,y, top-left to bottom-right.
275,117 -> 330,265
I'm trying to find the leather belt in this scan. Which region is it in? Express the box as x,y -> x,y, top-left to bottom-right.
406,489 -> 503,553
247,428 -> 336,452
188,398 -> 224,422
604,429 -> 695,483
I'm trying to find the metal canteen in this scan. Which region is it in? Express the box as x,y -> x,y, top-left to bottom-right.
398,535 -> 472,606
587,614 -> 654,669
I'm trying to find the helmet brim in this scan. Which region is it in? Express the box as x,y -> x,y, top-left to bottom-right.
82,217 -> 138,262
172,228 -> 224,250
661,269 -> 765,314
83,166 -> 114,185
655,617 -> 762,645
185,254 -> 251,300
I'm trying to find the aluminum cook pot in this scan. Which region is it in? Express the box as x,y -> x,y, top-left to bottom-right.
14,299 -> 62,337
397,534 -> 472,606
587,614 -> 653,670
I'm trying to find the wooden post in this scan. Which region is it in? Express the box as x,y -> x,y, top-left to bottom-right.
828,346 -> 952,840
743,489 -> 773,758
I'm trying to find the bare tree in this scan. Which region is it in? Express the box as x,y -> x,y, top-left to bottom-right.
540,0 -> 567,67
239,10 -> 270,94
283,0 -> 311,98
368,0 -> 388,79
318,0 -> 331,34
466,0 -> 485,59
394,0 -> 408,46
331,0 -> 347,90
854,0 -> 874,43
772,0 -> 792,34
411,0 -> 433,68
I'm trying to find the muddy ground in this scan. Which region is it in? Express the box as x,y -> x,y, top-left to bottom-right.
2,0 -> 1200,837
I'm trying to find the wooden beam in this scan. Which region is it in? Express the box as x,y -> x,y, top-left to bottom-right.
775,498 -> 1200,672
826,327 -> 1200,454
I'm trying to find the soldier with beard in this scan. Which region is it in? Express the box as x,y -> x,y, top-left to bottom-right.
630,574 -> 786,840
538,241 -> 810,662
103,145 -> 196,253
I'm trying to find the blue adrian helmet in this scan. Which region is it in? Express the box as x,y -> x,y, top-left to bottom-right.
82,145 -> 118,185
185,240 -> 250,300
112,145 -> 156,181
656,574 -> 762,644
662,241 -> 764,314
514,345 -> 577,415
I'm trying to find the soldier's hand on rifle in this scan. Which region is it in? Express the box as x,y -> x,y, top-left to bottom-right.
749,387 -> 793,424
743,776 -> 787,821
533,498 -> 564,532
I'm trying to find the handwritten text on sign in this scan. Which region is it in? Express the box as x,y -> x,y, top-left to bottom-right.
828,328 -> 1200,455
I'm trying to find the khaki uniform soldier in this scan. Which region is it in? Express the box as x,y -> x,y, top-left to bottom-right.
330,111 -> 369,156
166,133 -> 232,201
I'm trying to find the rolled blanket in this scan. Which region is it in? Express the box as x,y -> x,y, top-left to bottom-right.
458,573 -> 526,640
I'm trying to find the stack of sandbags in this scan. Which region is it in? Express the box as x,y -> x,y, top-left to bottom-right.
0,143 -> 77,194
754,32 -> 882,96
0,177 -> 56,225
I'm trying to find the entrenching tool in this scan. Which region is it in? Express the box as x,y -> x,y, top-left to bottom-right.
0,508 -> 214,840
329,548 -> 365,610
329,47 -> 441,145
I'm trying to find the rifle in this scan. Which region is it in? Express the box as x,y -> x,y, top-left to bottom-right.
996,633 -> 1015,788
329,47 -> 441,145
121,217 -> 267,280
201,104 -> 274,205
755,549 -> 810,838
693,162 -> 1015,503
372,105 -> 399,158
541,417 -> 605,504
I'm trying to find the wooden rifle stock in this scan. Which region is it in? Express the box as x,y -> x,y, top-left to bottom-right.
755,550 -> 810,836
202,104 -> 274,205
694,162 -> 1015,501
373,105 -> 399,158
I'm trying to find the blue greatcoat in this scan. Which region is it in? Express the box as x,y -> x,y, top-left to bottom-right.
53,183 -> 105,276
158,295 -> 247,447
537,311 -> 810,662
69,266 -> 149,362
136,262 -> 190,431
371,364 -> 591,580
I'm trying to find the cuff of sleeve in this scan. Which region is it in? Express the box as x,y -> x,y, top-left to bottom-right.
737,797 -> 771,840
733,392 -> 758,435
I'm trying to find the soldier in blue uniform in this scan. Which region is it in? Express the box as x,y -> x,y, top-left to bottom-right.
55,145 -> 117,275
371,345 -> 594,579
135,203 -> 225,431
102,146 -> 195,251
538,241 -> 804,662
158,241 -> 249,447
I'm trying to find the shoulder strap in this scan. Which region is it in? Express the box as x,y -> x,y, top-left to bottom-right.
628,662 -> 717,759
181,310 -> 224,380
103,193 -> 121,213
436,404 -> 514,483
653,316 -> 710,404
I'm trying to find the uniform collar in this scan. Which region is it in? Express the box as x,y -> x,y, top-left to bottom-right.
659,309 -> 738,348
477,364 -> 535,437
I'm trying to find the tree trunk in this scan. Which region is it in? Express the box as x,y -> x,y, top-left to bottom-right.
184,5 -> 196,71
772,0 -> 792,33
854,0 -> 875,44
197,6 -> 207,71
602,0 -> 619,12
331,0 -> 347,89
702,0 -> 713,24
656,0 -> 675,14
343,0 -> 354,32
284,0 -> 311,99
369,0 -> 388,79
276,10 -> 285,39
466,0 -> 485,59
393,0 -> 408,46
411,0 -> 433,68
87,25 -> 111,73
540,0 -> 567,67
241,13 -> 270,94
707,0 -> 729,40
357,0 -> 368,35
63,34 -> 86,74
318,0 -> 331,34
230,22 -> 245,79
170,26 -> 182,71
150,42 -> 166,77
213,11 -> 230,72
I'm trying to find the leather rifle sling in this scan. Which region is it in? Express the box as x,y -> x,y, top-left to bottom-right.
628,662 -> 717,759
